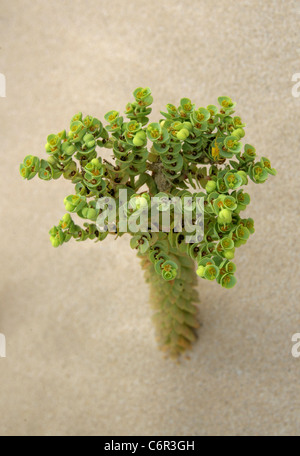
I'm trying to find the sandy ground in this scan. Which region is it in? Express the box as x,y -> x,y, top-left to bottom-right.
0,0 -> 300,436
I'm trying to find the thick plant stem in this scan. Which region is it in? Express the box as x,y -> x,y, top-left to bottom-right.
140,244 -> 200,359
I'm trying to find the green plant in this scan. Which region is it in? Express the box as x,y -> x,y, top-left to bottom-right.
20,88 -> 276,359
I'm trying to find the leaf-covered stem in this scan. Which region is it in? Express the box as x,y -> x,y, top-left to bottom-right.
140,243 -> 199,359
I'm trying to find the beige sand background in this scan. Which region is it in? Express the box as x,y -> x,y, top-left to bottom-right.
0,0 -> 300,436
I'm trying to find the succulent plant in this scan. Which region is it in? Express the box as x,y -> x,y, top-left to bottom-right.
20,88 -> 276,359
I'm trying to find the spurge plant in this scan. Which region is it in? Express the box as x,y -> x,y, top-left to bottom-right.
20,88 -> 276,359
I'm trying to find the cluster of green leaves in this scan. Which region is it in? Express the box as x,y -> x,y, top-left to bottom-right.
124,189 -> 254,289
20,88 -> 276,289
